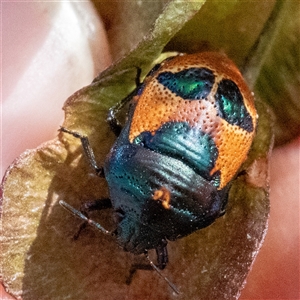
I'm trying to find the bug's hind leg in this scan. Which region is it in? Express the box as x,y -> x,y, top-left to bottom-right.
60,127 -> 104,177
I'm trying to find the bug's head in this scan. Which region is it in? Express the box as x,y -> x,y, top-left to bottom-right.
110,191 -> 165,254
105,144 -> 227,255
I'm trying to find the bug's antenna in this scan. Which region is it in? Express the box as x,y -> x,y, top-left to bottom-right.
59,200 -> 113,236
145,252 -> 180,294
60,200 -> 179,293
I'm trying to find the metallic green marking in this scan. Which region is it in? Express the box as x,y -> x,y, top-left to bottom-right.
157,68 -> 215,100
215,79 -> 253,132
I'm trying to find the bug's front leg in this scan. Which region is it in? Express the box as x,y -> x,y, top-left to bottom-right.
155,239 -> 168,270
125,239 -> 169,286
107,67 -> 142,136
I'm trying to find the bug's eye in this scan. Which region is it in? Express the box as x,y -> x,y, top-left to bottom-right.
114,208 -> 126,223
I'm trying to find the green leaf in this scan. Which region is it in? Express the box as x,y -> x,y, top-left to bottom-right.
93,0 -> 170,61
165,0 -> 276,67
248,0 -> 300,145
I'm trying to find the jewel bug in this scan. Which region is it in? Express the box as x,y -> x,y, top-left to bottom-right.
60,52 -> 257,293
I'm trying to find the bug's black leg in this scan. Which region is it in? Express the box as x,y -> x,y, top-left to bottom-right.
146,247 -> 179,294
218,183 -> 231,217
134,66 -> 142,86
127,238 -> 169,279
107,90 -> 136,136
80,198 -> 112,212
126,244 -> 179,294
60,127 -> 104,177
126,239 -> 168,284
107,67 -> 142,137
156,239 -> 168,270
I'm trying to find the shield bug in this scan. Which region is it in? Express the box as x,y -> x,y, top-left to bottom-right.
60,52 -> 257,293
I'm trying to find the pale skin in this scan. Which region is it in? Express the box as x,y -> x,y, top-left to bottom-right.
1,2 -> 299,299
